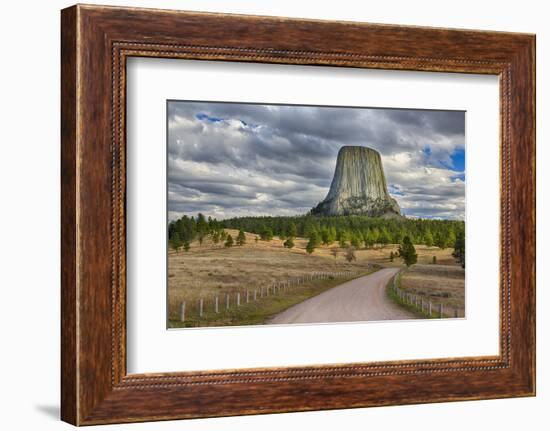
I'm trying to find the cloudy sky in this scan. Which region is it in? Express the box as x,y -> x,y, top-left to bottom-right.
167,101 -> 465,221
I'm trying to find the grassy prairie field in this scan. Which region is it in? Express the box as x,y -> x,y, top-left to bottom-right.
397,264 -> 465,317
168,229 -> 373,327
167,229 -> 461,327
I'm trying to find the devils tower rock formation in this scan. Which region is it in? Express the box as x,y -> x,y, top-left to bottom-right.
311,146 -> 401,218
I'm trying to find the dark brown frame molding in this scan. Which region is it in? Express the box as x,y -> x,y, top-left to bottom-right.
61,4 -> 535,425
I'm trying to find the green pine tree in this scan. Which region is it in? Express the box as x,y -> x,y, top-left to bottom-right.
424,230 -> 434,247
339,230 -> 349,248
350,231 -> 362,248
320,227 -> 330,245
327,227 -> 337,245
379,228 -> 391,245
212,230 -> 220,244
363,229 -> 374,249
398,236 -> 418,267
196,213 -> 208,246
303,220 -> 318,239
169,232 -> 182,253
224,234 -> 234,248
371,228 -> 380,248
283,237 -> 295,249
393,228 -> 405,245
260,227 -> 273,241
453,230 -> 465,268
236,229 -> 246,246
288,222 -> 298,238
446,230 -> 457,248
434,231 -> 447,249
306,231 -> 320,254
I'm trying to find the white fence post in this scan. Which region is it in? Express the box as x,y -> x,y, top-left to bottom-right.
180,301 -> 185,322
199,298 -> 203,317
215,296 -> 219,313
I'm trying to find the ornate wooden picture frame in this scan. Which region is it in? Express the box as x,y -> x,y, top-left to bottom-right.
61,4 -> 535,425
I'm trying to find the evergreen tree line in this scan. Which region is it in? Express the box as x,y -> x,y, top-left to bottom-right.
168,213 -> 465,267
169,213 -> 250,252
168,213 -> 224,251
220,214 -> 464,250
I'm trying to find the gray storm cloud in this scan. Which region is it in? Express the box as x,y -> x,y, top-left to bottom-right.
167,101 -> 465,221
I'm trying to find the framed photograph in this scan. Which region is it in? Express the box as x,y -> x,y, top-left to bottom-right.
61,4 -> 535,425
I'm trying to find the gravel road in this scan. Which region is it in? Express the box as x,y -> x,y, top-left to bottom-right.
268,268 -> 416,324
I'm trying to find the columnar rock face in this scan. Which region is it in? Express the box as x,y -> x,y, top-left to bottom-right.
311,146 -> 402,218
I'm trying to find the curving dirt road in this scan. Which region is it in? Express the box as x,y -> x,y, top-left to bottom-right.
268,268 -> 416,325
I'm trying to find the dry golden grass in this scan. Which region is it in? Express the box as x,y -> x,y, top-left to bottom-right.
363,244 -> 458,266
168,229 -> 461,321
399,264 -> 465,316
168,229 -> 371,321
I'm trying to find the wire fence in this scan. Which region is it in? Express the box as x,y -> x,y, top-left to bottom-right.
178,270 -> 362,323
390,271 -> 464,318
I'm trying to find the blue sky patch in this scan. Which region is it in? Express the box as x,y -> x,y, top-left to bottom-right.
439,148 -> 465,172
388,184 -> 405,196
196,112 -> 223,123
450,148 -> 465,171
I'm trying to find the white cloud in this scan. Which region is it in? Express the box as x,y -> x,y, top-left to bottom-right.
167,102 -> 465,220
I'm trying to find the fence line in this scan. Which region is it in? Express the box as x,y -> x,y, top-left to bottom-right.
391,272 -> 462,319
178,270 -> 363,323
